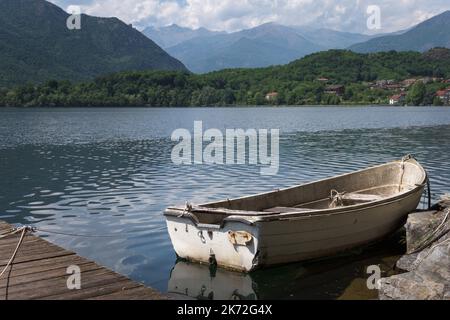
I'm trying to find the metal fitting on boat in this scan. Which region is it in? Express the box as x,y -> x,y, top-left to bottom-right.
227,231 -> 253,246
209,253 -> 217,266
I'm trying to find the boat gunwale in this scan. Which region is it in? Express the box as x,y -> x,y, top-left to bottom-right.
164,158 -> 427,224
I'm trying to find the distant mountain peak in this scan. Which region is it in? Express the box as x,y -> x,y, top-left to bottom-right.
166,23 -> 187,30
143,23 -> 224,49
349,10 -> 450,53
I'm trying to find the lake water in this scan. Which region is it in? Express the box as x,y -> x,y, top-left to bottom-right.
1,106 -> 450,300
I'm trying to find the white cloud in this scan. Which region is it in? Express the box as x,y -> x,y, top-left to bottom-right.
50,0 -> 450,33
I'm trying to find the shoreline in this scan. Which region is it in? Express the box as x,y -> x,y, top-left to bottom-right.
1,104 -> 450,109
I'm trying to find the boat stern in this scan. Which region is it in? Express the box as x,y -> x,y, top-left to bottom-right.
165,208 -> 260,272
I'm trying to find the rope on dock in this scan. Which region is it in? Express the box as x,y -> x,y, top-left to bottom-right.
0,226 -> 34,280
0,224 -> 153,281
0,227 -> 26,239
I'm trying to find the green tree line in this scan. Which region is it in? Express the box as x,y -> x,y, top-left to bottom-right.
1,49 -> 450,107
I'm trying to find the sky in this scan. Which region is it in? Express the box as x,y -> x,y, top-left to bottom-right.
50,0 -> 450,34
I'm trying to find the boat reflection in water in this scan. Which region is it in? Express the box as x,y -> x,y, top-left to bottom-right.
167,230 -> 405,300
168,260 -> 257,300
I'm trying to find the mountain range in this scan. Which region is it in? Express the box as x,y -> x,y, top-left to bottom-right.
142,24 -> 225,48
0,0 -> 187,87
1,0 -> 450,87
143,23 -> 375,73
144,11 -> 450,73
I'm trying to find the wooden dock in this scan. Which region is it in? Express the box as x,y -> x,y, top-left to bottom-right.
0,220 -> 166,300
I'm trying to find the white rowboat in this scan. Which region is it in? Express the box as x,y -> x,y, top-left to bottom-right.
164,156 -> 427,272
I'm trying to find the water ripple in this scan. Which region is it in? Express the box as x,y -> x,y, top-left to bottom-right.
0,107 -> 449,298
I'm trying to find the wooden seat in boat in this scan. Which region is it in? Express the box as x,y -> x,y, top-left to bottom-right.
342,193 -> 384,203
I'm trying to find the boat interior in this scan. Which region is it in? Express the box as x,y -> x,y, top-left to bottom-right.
185,159 -> 426,224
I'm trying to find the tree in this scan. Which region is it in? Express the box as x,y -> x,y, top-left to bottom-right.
343,87 -> 354,100
254,92 -> 266,105
222,89 -> 236,105
406,82 -> 426,106
433,96 -> 444,106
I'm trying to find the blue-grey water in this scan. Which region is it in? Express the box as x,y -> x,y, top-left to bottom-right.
1,106 -> 449,300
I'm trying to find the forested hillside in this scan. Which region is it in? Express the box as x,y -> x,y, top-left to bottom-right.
2,49 -> 450,107
0,0 -> 187,87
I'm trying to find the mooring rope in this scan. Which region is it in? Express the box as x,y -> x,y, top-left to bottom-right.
426,177 -> 432,210
0,229 -> 20,239
34,227 -> 151,238
329,189 -> 346,208
399,154 -> 413,192
3,224 -> 153,239
35,228 -> 118,238
177,201 -> 193,218
419,177 -> 432,210
409,208 -> 450,255
412,235 -> 450,271
0,223 -> 155,282
0,226 -> 34,280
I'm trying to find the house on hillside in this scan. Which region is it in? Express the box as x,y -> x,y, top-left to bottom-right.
436,89 -> 450,104
265,92 -> 278,101
419,77 -> 433,84
375,80 -> 395,87
370,80 -> 402,90
402,79 -> 417,87
386,83 -> 403,90
317,77 -> 329,83
325,85 -> 345,96
389,93 -> 406,105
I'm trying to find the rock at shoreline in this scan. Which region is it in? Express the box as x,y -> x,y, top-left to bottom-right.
378,202 -> 450,300
404,210 -> 445,254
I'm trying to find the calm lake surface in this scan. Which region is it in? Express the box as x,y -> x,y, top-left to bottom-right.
1,106 -> 450,300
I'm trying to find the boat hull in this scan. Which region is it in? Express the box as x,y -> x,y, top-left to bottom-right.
255,188 -> 422,267
166,186 -> 423,272
165,157 -> 427,272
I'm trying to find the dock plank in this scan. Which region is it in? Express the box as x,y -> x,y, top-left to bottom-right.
39,279 -> 143,300
0,222 -> 12,232
0,262 -> 101,288
0,220 -> 165,300
88,286 -> 160,300
0,256 -> 91,276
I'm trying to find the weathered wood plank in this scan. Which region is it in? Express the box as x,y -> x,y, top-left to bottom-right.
0,220 -> 164,300
88,286 -> 165,300
0,255 -> 89,275
0,269 -> 119,299
39,279 -> 142,300
0,238 -> 65,254
0,235 -> 40,247
0,238 -> 61,252
0,249 -> 73,266
0,222 -> 12,232
0,263 -> 101,289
